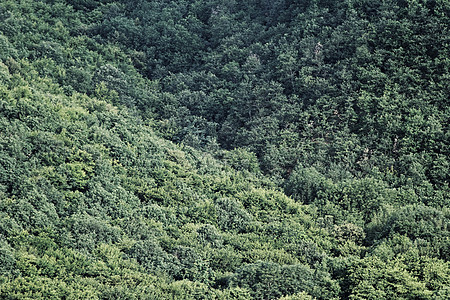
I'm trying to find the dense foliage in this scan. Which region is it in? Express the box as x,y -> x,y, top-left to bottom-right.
0,0 -> 448,299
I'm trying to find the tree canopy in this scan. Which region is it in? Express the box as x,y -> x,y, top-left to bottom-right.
0,0 -> 448,299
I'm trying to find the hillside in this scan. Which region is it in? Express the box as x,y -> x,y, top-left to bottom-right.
0,0 -> 449,299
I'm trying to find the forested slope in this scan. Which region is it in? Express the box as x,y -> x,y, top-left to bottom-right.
0,0 -> 449,299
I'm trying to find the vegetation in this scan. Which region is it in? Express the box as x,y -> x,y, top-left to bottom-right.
0,0 -> 448,298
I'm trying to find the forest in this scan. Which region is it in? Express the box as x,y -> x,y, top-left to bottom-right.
0,0 -> 449,299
